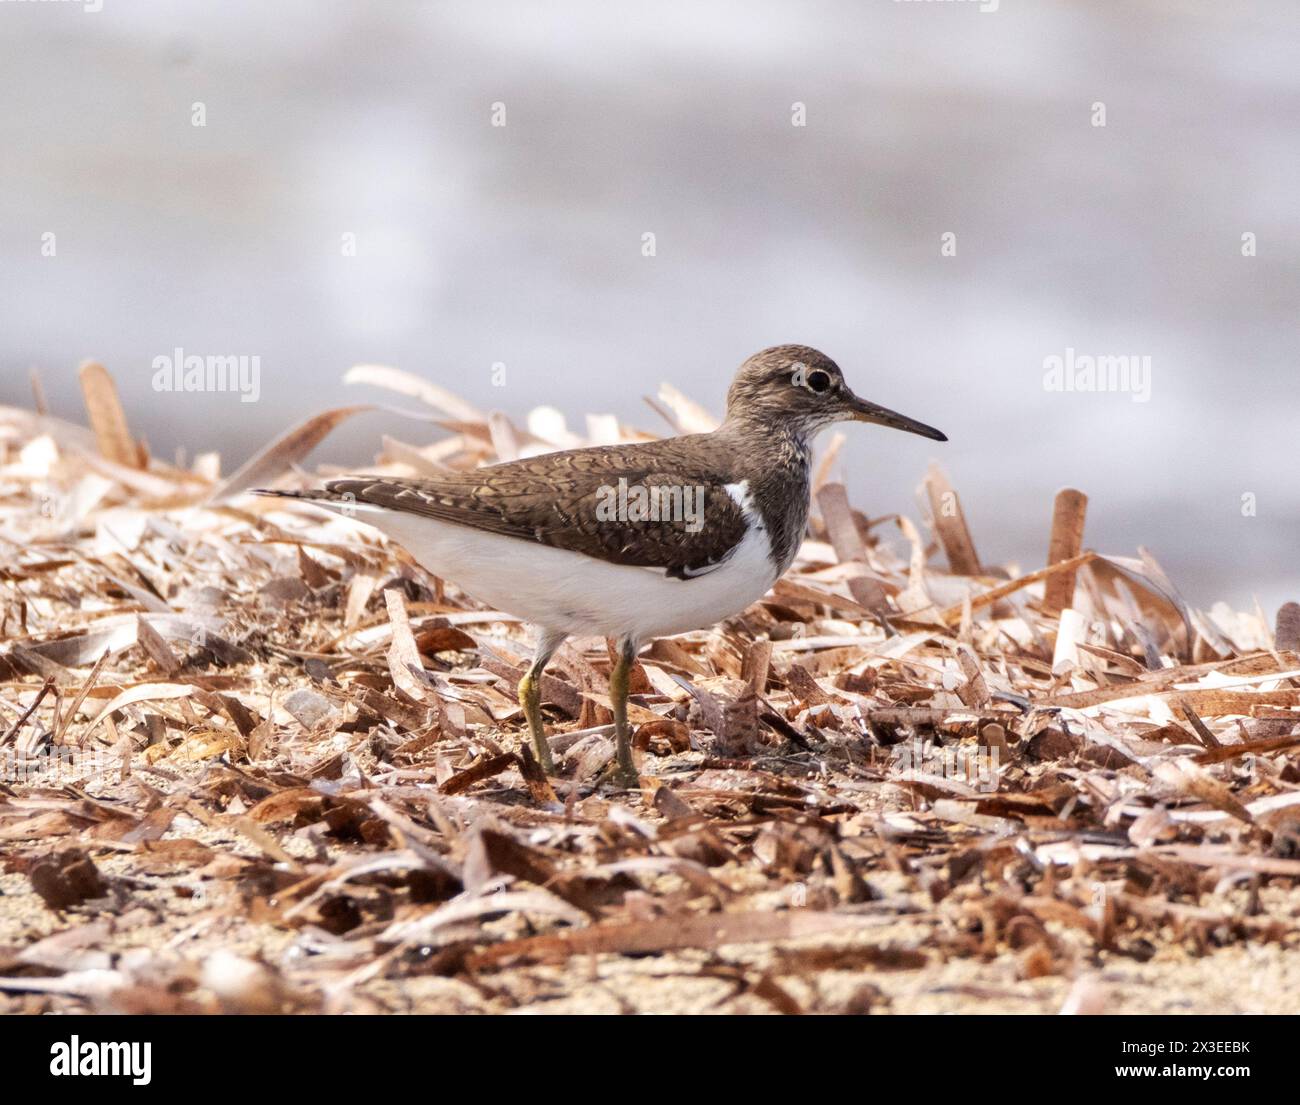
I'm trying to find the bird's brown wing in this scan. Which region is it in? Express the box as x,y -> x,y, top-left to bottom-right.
315,438 -> 753,579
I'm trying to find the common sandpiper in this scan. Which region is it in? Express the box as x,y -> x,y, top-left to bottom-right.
256,345 -> 946,787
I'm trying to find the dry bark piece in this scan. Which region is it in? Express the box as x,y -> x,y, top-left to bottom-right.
686,679 -> 760,756
651,784 -> 696,820
384,589 -> 439,709
955,645 -> 991,707
438,752 -> 515,795
1276,602 -> 1300,651
2,676 -> 56,747
79,361 -> 144,469
463,825 -> 557,894
1043,488 -> 1088,615
816,482 -> 891,615
29,849 -> 108,910
1178,698 -> 1221,748
345,363 -> 484,421
784,663 -> 833,707
135,615 -> 181,675
83,683 -> 193,740
344,571 -> 380,628
468,910 -> 911,968
923,462 -> 981,576
416,625 -> 478,653
297,545 -> 334,589
209,404 -> 374,501
938,553 -> 1096,625
654,381 -> 719,434
516,743 -> 558,803
1152,760 -> 1254,824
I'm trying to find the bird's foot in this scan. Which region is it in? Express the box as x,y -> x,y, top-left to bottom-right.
606,742 -> 641,790
593,763 -> 639,792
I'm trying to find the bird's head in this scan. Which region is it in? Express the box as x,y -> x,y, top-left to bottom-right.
723,344 -> 947,442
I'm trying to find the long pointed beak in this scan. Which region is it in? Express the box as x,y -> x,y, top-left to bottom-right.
845,392 -> 948,442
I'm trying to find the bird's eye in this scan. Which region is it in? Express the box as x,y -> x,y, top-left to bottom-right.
806,370 -> 832,393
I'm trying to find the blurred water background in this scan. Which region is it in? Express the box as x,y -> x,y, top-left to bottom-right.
2,0 -> 1296,615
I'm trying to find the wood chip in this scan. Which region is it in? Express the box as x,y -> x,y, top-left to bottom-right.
1043,488 -> 1088,615
78,361 -> 144,469
923,462 -> 981,576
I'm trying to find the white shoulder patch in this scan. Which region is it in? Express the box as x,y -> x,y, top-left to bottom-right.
724,480 -> 761,527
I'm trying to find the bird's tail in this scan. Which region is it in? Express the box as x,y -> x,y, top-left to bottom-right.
252,485 -> 381,518
251,487 -> 338,503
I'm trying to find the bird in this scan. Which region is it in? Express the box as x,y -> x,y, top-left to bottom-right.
255,345 -> 945,787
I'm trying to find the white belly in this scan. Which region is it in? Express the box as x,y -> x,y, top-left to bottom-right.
327,501 -> 779,642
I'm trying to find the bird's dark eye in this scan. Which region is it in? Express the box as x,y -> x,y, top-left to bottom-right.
806,370 -> 832,393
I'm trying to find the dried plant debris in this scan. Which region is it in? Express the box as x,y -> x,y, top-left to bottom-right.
0,366 -> 1298,1015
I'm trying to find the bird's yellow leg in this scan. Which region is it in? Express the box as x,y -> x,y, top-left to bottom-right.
517,670 -> 553,774
518,631 -> 565,775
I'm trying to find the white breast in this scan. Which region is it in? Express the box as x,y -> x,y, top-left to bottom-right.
314,481 -> 779,642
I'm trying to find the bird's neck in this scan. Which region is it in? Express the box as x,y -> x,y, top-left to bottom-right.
718,413 -> 814,477
715,414 -> 814,575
